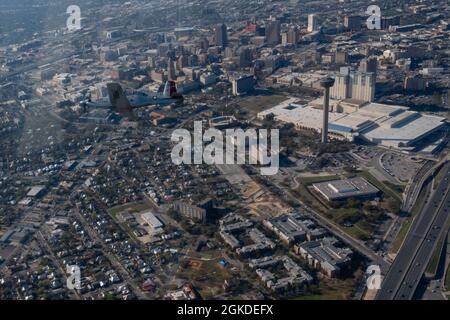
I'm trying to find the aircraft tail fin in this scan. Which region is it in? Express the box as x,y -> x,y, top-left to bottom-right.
107,83 -> 132,114
163,81 -> 178,98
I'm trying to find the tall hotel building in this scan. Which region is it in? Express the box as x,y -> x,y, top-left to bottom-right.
330,72 -> 375,102
307,14 -> 319,32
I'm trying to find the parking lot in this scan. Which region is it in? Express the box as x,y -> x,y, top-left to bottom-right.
381,152 -> 424,182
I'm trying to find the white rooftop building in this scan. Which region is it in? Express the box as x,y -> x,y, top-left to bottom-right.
141,211 -> 164,235
257,98 -> 344,133
257,98 -> 446,152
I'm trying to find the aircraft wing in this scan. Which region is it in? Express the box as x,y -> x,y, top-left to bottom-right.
107,83 -> 133,115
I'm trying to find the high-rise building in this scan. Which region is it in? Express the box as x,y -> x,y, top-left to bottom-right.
350,72 -> 375,102
335,51 -> 348,65
359,57 -> 378,75
287,27 -> 298,44
344,15 -> 362,31
381,16 -> 401,30
199,37 -> 210,50
330,73 -> 350,100
214,23 -> 228,48
232,75 -> 255,96
330,71 -> 375,102
167,58 -> 176,81
173,199 -> 213,224
307,14 -> 319,33
157,43 -> 172,57
237,47 -> 253,68
266,19 -> 281,45
446,89 -> 450,108
404,76 -> 426,91
281,32 -> 289,46
188,54 -> 198,67
176,55 -> 188,71
282,27 -> 298,46
224,47 -> 234,59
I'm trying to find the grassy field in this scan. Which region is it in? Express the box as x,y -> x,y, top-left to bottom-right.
391,179 -> 434,254
433,164 -> 447,189
384,181 -> 406,194
391,218 -> 413,254
293,273 -> 361,300
176,257 -> 232,299
108,201 -> 151,217
298,175 -> 341,185
237,95 -> 287,116
293,291 -> 347,300
445,265 -> 450,291
390,187 -> 426,254
343,225 -> 371,241
328,208 -> 373,240
425,221 -> 449,275
426,233 -> 446,275
357,171 -> 403,203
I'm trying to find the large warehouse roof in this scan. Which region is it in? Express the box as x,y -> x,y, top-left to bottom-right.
313,177 -> 380,201
257,98 -> 344,132
258,97 -> 446,151
362,113 -> 445,148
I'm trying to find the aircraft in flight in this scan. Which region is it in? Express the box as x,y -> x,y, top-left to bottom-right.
82,81 -> 183,116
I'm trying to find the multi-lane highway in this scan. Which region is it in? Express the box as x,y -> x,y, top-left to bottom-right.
377,164 -> 450,300
402,161 -> 435,213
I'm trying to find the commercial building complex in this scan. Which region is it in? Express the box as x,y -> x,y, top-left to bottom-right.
294,237 -> 353,278
219,213 -> 275,257
264,213 -> 327,244
249,256 -> 313,293
258,98 -> 446,152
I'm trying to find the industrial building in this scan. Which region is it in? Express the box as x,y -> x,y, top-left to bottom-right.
0,226 -> 35,245
141,211 -> 164,235
312,177 -> 380,201
331,103 -> 446,150
26,185 -> 46,198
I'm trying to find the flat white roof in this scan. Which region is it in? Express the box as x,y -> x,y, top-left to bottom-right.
328,181 -> 357,193
141,211 -> 163,229
313,177 -> 379,201
27,186 -> 45,197
258,98 -> 447,150
357,103 -> 407,117
378,111 -> 418,128
363,114 -> 445,147
258,98 -> 344,130
331,114 -> 374,130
